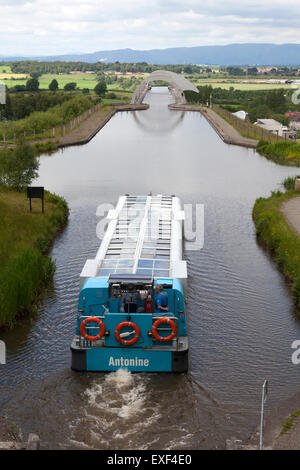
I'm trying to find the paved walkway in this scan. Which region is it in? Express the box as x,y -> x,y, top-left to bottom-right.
262,198 -> 300,450
0,104 -> 148,151
39,104 -> 148,148
280,196 -> 300,237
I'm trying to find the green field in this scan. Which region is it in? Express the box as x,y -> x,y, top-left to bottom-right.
0,69 -> 295,93
194,80 -> 292,91
1,73 -> 97,89
1,72 -> 141,93
0,65 -> 12,73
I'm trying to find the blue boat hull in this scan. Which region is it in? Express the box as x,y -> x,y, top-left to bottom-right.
71,344 -> 188,373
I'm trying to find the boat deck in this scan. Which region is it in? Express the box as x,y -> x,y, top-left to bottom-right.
80,194 -> 187,284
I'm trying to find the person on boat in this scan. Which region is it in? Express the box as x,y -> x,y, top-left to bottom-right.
155,285 -> 169,313
120,285 -> 144,313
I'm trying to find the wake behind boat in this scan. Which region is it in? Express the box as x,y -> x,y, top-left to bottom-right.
71,194 -> 188,372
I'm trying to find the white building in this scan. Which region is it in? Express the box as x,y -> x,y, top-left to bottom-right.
254,119 -> 284,136
232,110 -> 248,121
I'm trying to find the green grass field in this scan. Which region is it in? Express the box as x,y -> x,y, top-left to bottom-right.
0,65 -> 12,73
194,80 -> 292,91
0,69 -> 295,92
2,73 -> 97,89
1,72 -> 140,93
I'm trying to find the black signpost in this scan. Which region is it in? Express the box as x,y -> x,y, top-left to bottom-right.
27,186 -> 45,213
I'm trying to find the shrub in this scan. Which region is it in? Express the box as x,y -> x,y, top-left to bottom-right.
0,140 -> 39,190
0,189 -> 69,328
64,82 -> 77,91
0,249 -> 55,327
283,175 -> 300,191
26,78 -> 39,92
257,140 -> 300,166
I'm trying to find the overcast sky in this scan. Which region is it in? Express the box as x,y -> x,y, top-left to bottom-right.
1,0 -> 300,56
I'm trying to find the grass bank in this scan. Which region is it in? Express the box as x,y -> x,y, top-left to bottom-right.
253,178 -> 300,310
0,187 -> 69,328
281,409 -> 300,435
0,95 -> 100,141
257,141 -> 300,167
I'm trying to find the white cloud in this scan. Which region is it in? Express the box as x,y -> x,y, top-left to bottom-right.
0,0 -> 299,56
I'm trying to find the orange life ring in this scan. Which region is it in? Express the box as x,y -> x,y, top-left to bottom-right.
80,317 -> 105,341
115,321 -> 140,346
152,318 -> 178,342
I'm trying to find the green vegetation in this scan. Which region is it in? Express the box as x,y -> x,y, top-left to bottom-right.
253,182 -> 300,310
94,80 -> 107,97
1,91 -> 73,120
185,86 -> 292,124
281,409 -> 300,435
0,95 -> 99,140
49,79 -> 58,91
0,65 -> 12,73
26,78 -> 39,92
193,81 -> 292,91
64,82 -> 77,91
257,141 -> 300,166
5,60 -> 300,79
0,140 -> 69,328
0,141 -> 39,190
34,141 -> 59,154
0,187 -> 68,328
211,105 -> 279,143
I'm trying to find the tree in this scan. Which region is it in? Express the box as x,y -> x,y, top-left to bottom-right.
12,85 -> 26,93
30,71 -> 42,79
94,80 -> 107,96
26,78 -> 39,92
49,79 -> 59,91
0,141 -> 39,190
184,65 -> 193,74
64,82 -> 77,91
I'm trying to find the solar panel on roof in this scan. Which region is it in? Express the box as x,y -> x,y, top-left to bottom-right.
97,195 -> 173,277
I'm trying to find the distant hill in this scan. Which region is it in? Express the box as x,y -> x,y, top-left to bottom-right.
1,44 -> 300,65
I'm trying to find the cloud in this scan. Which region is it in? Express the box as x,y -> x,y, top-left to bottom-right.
0,0 -> 299,56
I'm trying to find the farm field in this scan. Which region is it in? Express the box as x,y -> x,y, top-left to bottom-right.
0,73 -> 97,89
0,69 -> 295,93
0,72 -> 146,90
194,80 -> 293,90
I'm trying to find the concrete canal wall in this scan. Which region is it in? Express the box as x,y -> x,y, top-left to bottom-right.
169,104 -> 258,149
57,104 -> 149,148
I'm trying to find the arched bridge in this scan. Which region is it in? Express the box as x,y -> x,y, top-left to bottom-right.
131,70 -> 198,105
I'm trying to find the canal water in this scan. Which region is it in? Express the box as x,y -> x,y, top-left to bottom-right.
1,87 -> 300,449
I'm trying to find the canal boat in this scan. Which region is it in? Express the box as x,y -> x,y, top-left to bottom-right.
71,194 -> 188,372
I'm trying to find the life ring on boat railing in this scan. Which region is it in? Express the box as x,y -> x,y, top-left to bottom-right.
152,318 -> 178,343
115,321 -> 140,346
80,317 -> 105,342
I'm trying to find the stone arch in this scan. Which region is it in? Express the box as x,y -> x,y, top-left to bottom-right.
131,70 -> 198,105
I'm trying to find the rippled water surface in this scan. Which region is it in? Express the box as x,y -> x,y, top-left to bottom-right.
1,88 -> 300,449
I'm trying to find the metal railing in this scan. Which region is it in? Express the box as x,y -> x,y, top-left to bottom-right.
212,104 -> 285,143
0,102 -> 103,144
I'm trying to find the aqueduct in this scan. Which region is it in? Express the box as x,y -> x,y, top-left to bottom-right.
131,70 -> 198,105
